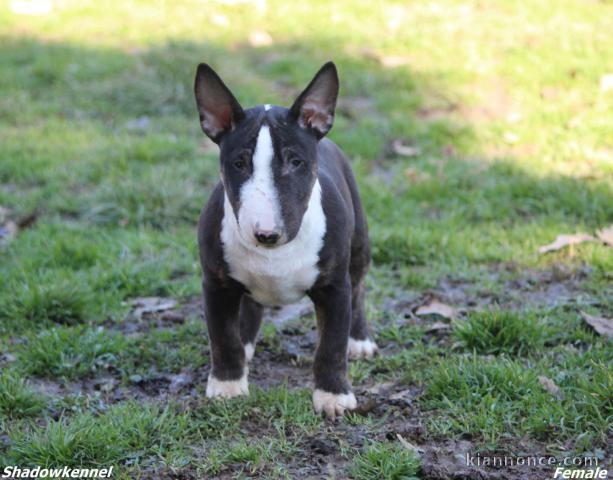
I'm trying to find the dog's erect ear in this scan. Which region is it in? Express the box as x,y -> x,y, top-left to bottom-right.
194,63 -> 245,143
289,62 -> 339,139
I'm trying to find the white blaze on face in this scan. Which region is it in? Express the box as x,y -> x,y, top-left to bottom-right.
237,125 -> 282,240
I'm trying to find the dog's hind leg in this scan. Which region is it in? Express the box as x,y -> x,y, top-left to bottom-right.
239,296 -> 263,362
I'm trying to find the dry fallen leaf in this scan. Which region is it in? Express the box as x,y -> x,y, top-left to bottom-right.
396,434 -> 423,454
425,321 -> 452,334
416,301 -> 458,319
365,381 -> 396,395
355,398 -> 378,415
392,140 -> 421,157
130,297 -> 177,319
580,311 -> 613,339
389,389 -> 413,401
538,376 -> 563,399
538,233 -> 594,254
596,225 -> 613,247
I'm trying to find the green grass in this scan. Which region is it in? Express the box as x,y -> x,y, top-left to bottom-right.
6,402 -> 189,468
350,442 -> 420,480
0,279 -> 91,330
0,371 -> 47,419
121,319 -> 208,374
190,386 -> 320,439
19,326 -> 127,379
453,309 -> 546,356
0,0 -> 611,476
422,353 -> 612,448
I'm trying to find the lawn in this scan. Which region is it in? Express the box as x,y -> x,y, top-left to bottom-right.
0,0 -> 611,478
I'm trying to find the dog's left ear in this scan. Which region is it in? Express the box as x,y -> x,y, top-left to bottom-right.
289,62 -> 339,139
194,63 -> 245,143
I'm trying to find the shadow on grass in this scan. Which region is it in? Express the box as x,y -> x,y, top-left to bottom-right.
0,35 -> 611,330
1,35 -> 610,270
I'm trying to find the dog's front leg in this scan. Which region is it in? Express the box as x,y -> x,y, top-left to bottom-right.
203,281 -> 248,399
309,277 -> 356,419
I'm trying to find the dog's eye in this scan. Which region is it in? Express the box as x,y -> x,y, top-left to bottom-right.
232,150 -> 251,172
290,158 -> 303,168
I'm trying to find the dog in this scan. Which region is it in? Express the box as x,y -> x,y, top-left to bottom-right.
194,61 -> 377,419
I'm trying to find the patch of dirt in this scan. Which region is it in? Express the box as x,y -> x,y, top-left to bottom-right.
417,440 -> 555,480
389,265 -> 598,324
107,297 -> 202,337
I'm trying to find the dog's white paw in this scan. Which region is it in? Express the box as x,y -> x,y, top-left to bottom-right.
312,389 -> 357,419
206,369 -> 249,399
348,337 -> 378,360
244,342 -> 255,362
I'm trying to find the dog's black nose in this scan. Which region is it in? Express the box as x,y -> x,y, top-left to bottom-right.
255,230 -> 280,245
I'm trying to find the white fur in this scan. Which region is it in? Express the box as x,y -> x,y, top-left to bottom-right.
221,179 -> 326,306
313,389 -> 357,419
237,126 -> 282,233
264,103 -> 271,111
348,338 -> 378,360
244,342 -> 255,362
206,368 -> 249,398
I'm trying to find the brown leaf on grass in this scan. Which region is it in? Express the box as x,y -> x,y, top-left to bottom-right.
365,381 -> 396,395
396,433 -> 423,454
130,297 -> 177,319
537,233 -> 594,254
354,398 -> 377,416
538,376 -> 563,399
389,389 -> 413,401
416,301 -> 458,319
580,311 -> 613,339
425,321 -> 452,334
596,225 -> 613,247
392,139 -> 421,157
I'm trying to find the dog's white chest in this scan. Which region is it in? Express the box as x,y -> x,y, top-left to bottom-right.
220,181 -> 326,306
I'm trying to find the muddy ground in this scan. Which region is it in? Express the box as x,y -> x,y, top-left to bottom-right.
16,264 -> 611,479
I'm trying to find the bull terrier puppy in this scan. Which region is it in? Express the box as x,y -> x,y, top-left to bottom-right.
194,62 -> 377,419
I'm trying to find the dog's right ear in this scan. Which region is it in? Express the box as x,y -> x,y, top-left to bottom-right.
194,63 -> 245,143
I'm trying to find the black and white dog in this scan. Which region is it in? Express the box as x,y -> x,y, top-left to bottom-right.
194,62 -> 377,419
